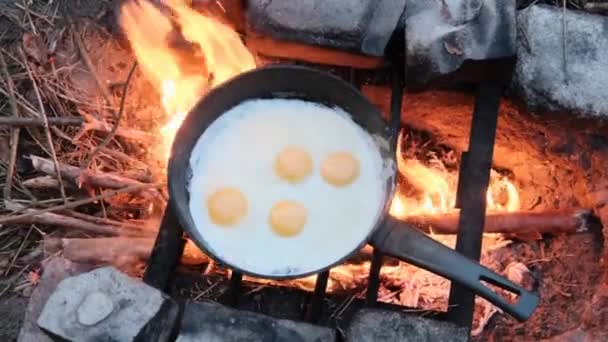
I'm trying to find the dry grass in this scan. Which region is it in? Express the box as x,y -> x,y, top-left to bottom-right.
0,1 -> 165,300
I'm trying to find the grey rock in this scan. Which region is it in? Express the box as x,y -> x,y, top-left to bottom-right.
346,309 -> 468,342
76,292 -> 115,326
177,300 -> 336,342
18,256 -> 92,342
37,266 -> 179,342
247,0 -> 406,56
512,5 -> 608,118
405,0 -> 517,84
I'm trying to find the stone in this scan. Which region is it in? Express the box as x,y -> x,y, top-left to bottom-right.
177,300 -> 336,342
512,5 -> 608,118
404,0 -> 517,84
18,256 -> 93,342
76,292 -> 115,326
346,309 -> 468,342
37,266 -> 179,342
247,0 -> 406,56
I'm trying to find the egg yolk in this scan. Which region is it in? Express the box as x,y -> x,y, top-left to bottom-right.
207,188 -> 248,226
269,200 -> 308,237
321,152 -> 360,187
274,146 -> 313,183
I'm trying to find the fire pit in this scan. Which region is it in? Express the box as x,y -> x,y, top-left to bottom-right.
2,1 -> 608,341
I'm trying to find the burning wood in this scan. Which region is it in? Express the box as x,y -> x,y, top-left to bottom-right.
403,209 -> 591,236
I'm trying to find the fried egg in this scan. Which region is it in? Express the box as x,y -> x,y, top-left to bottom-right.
188,98 -> 387,277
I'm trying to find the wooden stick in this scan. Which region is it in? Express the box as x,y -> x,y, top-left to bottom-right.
45,237 -> 208,266
3,202 -> 142,236
78,113 -> 154,141
402,209 -> 591,235
0,51 -> 21,200
0,182 -> 162,225
20,47 -> 68,203
22,176 -> 60,189
28,155 -> 148,190
0,116 -> 84,127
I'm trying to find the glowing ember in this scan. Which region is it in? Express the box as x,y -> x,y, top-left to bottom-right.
119,0 -> 255,161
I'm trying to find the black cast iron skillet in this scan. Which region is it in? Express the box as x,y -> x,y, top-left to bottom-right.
167,65 -> 539,321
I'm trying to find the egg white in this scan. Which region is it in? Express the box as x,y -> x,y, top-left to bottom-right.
188,98 -> 387,277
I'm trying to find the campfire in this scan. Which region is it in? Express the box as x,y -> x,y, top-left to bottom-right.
2,1 -> 608,341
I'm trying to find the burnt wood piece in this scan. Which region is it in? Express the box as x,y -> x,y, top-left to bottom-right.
405,0 -> 517,84
177,301 -> 336,341
246,33 -> 384,69
447,79 -> 503,329
143,208 -> 186,291
405,209 -> 592,236
247,0 -> 406,57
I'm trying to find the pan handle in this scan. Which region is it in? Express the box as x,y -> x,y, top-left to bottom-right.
370,216 -> 539,321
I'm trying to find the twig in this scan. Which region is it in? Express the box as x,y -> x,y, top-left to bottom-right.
100,147 -> 150,170
0,265 -> 29,300
22,176 -> 60,189
4,224 -> 34,276
19,48 -> 68,203
0,50 -> 20,200
0,182 -> 163,225
71,25 -> 114,104
0,117 -> 84,127
75,112 -> 154,142
83,61 -> 138,170
29,155 -> 155,192
61,210 -> 153,232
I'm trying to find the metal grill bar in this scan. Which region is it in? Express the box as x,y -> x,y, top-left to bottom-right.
365,249 -> 384,305
306,270 -> 330,322
446,80 -> 503,329
143,208 -> 185,291
229,271 -> 243,307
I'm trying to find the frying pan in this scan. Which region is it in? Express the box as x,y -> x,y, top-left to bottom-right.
167,65 -> 539,321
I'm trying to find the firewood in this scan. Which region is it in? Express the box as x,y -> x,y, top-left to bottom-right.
3,201 -> 148,237
45,237 -> 208,267
27,155 -> 159,199
0,184 -> 162,227
403,209 -> 592,235
0,117 -> 84,127
246,32 -> 384,69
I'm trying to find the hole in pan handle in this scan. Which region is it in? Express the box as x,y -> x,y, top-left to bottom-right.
370,215 -> 540,321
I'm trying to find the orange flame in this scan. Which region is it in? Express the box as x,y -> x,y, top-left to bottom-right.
119,0 -> 255,161
389,132 -> 520,219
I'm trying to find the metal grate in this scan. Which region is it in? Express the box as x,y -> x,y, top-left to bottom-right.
143,59 -> 514,336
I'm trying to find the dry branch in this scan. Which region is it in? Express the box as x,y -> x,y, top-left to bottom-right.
0,182 -> 162,226
45,237 -> 208,266
22,176 -> 60,189
29,155 -> 150,190
20,48 -> 68,203
403,209 -> 591,235
0,50 -> 21,200
77,113 -> 154,141
3,202 -> 146,237
0,117 -> 84,127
